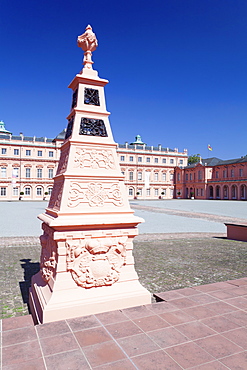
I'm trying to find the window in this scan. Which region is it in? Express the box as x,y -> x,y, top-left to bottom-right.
120,156 -> 125,162
177,173 -> 180,181
146,188 -> 150,196
26,150 -> 31,156
146,157 -> 150,163
186,174 -> 188,181
49,151 -> 54,157
223,170 -> 227,178
37,168 -> 42,178
26,168 -> 31,178
170,173 -> 174,181
1,148 -> 7,154
48,187 -> 53,195
154,173 -> 158,181
154,158 -> 158,163
13,168 -> 19,178
138,172 -> 142,181
137,189 -> 142,196
170,159 -> 174,164
201,189 -> 204,196
13,187 -> 18,196
129,188 -> 133,196
48,169 -> 54,179
162,158 -> 166,164
230,169 -> 234,177
198,171 -> 202,180
129,156 -> 133,162
1,187 -> 6,196
196,189 -> 199,196
162,173 -> 166,181
170,189 -> 174,197
138,157 -> 142,162
155,189 -> 159,196
37,150 -> 42,157
36,187 -> 42,196
1,167 -> 6,178
179,159 -> 183,165
14,149 -> 19,155
129,171 -> 133,181
162,189 -> 166,196
25,187 -> 31,196
215,171 -> 219,179
190,173 -> 192,181
239,168 -> 243,177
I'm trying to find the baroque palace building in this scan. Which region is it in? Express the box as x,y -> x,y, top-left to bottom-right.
0,121 -> 188,200
174,157 -> 247,200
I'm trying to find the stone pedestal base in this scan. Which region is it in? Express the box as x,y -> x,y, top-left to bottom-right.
29,223 -> 151,324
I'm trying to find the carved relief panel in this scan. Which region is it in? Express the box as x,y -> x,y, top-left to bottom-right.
67,182 -> 123,208
40,226 -> 57,283
66,237 -> 127,288
74,147 -> 115,170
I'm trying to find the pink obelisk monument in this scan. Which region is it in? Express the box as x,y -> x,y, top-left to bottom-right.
29,25 -> 151,324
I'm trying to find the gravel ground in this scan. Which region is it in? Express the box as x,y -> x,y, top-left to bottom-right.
0,235 -> 246,319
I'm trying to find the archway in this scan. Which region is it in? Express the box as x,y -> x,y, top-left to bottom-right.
223,185 -> 228,199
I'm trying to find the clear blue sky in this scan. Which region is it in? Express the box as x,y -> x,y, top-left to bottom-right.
1,0 -> 246,160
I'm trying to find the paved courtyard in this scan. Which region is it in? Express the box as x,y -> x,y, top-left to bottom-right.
0,200 -> 246,369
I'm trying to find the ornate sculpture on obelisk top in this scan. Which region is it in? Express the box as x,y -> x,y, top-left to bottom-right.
77,24 -> 98,71
29,25 -> 151,324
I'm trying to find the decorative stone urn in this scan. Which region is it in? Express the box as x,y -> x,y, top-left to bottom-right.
29,25 -> 151,324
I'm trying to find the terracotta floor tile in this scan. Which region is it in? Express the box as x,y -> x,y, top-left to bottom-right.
45,349 -> 90,370
227,278 -> 247,286
225,296 -> 247,310
146,301 -> 178,314
224,310 -> 247,326
39,332 -> 79,356
2,357 -> 46,370
165,341 -> 214,368
132,350 -> 183,370
92,358 -> 137,369
226,287 -> 247,296
201,315 -> 240,333
175,287 -> 201,297
36,319 -> 70,339
133,314 -> 170,332
67,314 -> 100,331
205,301 -> 239,314
195,334 -> 243,359
105,320 -> 142,339
96,310 -> 128,325
183,305 -> 216,320
154,291 -> 183,301
176,321 -> 215,340
83,340 -> 126,367
117,333 -> 159,357
222,327 -> 247,349
2,340 -> 42,367
2,326 -> 37,346
169,297 -> 197,309
209,289 -> 241,300
194,282 -> 232,292
74,327 -> 111,347
189,293 -> 218,304
191,361 -> 229,369
121,305 -> 153,319
220,351 -> 247,369
2,315 -> 34,331
148,326 -> 189,348
160,310 -> 195,325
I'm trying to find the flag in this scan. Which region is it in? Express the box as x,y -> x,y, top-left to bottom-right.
208,144 -> 213,151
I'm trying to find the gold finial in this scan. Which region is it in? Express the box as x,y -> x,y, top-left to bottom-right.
77,25 -> 98,70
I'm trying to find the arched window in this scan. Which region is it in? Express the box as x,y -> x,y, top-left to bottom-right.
216,186 -> 220,199
240,185 -> 247,200
223,185 -> 228,199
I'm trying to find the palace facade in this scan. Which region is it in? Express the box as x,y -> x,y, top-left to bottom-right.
174,157 -> 247,200
0,122 -> 188,200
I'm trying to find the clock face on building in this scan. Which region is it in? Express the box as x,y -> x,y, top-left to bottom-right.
84,88 -> 100,106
